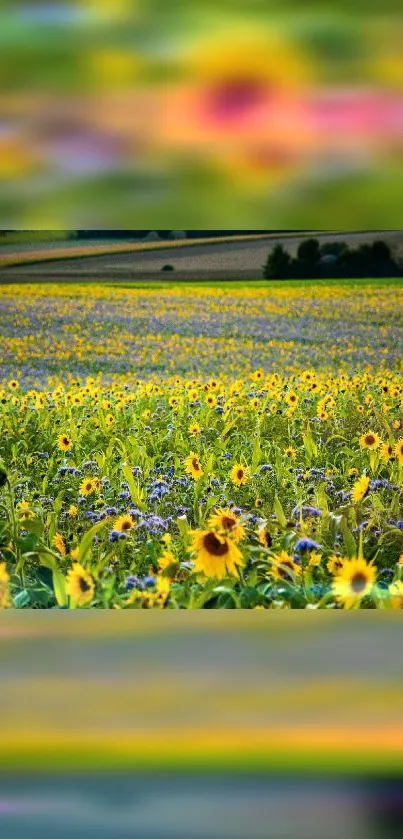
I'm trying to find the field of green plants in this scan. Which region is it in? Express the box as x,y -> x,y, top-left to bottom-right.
1,278 -> 403,609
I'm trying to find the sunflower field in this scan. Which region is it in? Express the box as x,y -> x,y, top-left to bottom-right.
1,279 -> 403,610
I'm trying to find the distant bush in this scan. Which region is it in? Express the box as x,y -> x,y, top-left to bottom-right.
168,231 -> 186,240
319,241 -> 348,258
264,238 -> 402,280
263,244 -> 292,280
143,231 -> 161,242
161,264 -> 174,272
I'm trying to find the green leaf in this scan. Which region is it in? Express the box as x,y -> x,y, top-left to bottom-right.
339,517 -> 357,558
46,511 -> 58,543
371,494 -> 386,512
53,490 -> 65,514
176,515 -> 190,540
21,517 -> 44,537
38,549 -> 58,571
221,420 -> 234,439
273,493 -> 287,528
13,590 -> 30,608
52,567 -> 68,608
372,407 -> 394,443
17,532 -> 39,555
239,586 -> 261,609
78,519 -> 108,564
252,433 -> 261,470
122,462 -> 146,511
302,423 -> 317,462
315,482 -> 328,514
94,451 -> 106,471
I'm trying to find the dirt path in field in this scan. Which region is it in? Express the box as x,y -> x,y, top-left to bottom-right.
2,231 -> 403,282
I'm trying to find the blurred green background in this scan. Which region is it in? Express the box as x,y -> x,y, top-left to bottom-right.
0,3 -> 402,227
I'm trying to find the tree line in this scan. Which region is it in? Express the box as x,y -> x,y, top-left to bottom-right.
263,238 -> 403,280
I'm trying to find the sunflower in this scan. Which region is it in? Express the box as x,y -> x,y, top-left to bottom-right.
388,580 -> 403,609
184,452 -> 204,481
395,438 -> 403,463
332,557 -> 377,609
8,380 -> 19,390
16,499 -> 34,521
66,563 -> 95,606
158,549 -> 179,578
91,477 -> 102,494
206,394 -> 217,408
0,562 -> 10,609
68,504 -> 78,517
351,475 -> 370,504
380,442 -> 394,463
269,550 -> 301,582
308,551 -> 322,568
57,433 -> 73,452
229,463 -> 248,486
52,532 -> 66,557
359,431 -> 380,450
188,422 -> 201,436
327,554 -> 343,575
189,529 -> 244,578
114,514 -> 134,533
284,446 -> 296,459
128,576 -> 170,609
208,507 -> 246,542
79,477 -> 95,496
257,525 -> 272,548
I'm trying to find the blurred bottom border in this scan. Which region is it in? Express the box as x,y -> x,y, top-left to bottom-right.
0,773 -> 403,839
1,612 -> 403,837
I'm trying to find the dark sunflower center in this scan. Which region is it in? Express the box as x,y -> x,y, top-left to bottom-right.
222,517 -> 236,530
237,470 -> 244,479
365,435 -> 375,445
78,576 -> 91,593
122,521 -> 131,530
351,572 -> 368,594
207,79 -> 267,122
192,458 -> 200,470
279,561 -> 294,579
203,532 -> 229,557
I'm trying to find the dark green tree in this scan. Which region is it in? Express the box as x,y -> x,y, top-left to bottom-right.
263,244 -> 292,280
